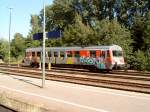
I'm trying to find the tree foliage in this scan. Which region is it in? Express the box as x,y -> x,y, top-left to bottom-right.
0,0 -> 150,71
131,15 -> 144,51
63,14 -> 95,46
146,49 -> 150,71
143,12 -> 150,50
94,20 -> 132,61
25,15 -> 41,48
11,33 -> 26,59
130,50 -> 148,71
0,38 -> 9,61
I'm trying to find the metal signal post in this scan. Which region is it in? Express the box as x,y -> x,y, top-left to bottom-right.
42,0 -> 46,88
8,8 -> 12,66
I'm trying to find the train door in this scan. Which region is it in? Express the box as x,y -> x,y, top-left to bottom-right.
59,51 -> 65,64
97,50 -> 107,69
94,50 -> 101,67
88,50 -> 96,65
105,50 -> 112,69
98,50 -> 112,70
66,51 -> 73,64
31,51 -> 36,63
37,51 -> 41,64
30,51 -> 37,67
74,51 -> 80,64
49,50 -> 55,64
101,50 -> 111,61
45,51 -> 49,64
100,50 -> 106,61
54,51 -> 58,64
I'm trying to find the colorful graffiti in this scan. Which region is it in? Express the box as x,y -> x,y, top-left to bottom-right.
50,57 -> 111,69
79,57 -> 105,69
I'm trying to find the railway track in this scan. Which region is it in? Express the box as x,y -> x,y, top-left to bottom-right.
0,64 -> 150,94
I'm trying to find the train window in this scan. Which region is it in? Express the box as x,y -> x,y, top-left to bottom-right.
113,50 -> 123,57
107,50 -> 110,57
67,51 -> 72,57
48,51 -> 51,57
90,51 -> 96,58
32,52 -> 35,57
54,52 -> 58,57
60,51 -> 65,57
101,51 -> 106,58
75,51 -> 80,57
37,52 -> 41,57
50,51 -> 54,57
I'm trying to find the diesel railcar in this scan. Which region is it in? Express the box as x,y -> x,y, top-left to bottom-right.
23,45 -> 125,71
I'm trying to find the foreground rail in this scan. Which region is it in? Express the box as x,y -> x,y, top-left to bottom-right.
0,64 -> 150,94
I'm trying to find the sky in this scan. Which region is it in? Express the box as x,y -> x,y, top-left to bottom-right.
0,0 -> 53,40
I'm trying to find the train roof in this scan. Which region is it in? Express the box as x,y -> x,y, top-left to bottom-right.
26,45 -> 122,52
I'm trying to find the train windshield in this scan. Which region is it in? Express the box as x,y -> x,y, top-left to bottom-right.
113,50 -> 123,57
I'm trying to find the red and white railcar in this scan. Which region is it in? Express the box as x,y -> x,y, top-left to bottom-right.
23,45 -> 125,71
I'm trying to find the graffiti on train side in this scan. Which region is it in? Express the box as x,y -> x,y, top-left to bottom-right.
49,57 -> 107,69
79,57 -> 105,69
80,57 -> 95,64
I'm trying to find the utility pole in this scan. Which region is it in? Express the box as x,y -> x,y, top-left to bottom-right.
42,0 -> 46,88
8,8 -> 12,66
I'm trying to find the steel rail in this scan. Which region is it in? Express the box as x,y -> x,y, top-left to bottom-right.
0,66 -> 150,94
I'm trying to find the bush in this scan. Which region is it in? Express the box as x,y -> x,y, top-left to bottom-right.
145,49 -> 150,71
131,50 -> 148,71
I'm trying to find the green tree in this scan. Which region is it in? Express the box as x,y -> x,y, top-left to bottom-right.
146,48 -> 150,71
39,0 -> 75,31
143,11 -> 150,50
94,20 -> 133,62
11,33 -> 26,60
131,12 -> 150,52
63,14 -> 95,46
0,38 -> 9,61
26,0 -> 150,71
131,50 -> 148,71
30,15 -> 41,33
25,15 -> 42,48
131,16 -> 144,51
130,12 -> 150,71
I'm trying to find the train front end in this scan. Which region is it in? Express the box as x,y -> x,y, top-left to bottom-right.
110,46 -> 125,69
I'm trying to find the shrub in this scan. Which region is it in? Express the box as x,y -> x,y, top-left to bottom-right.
131,50 -> 148,71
